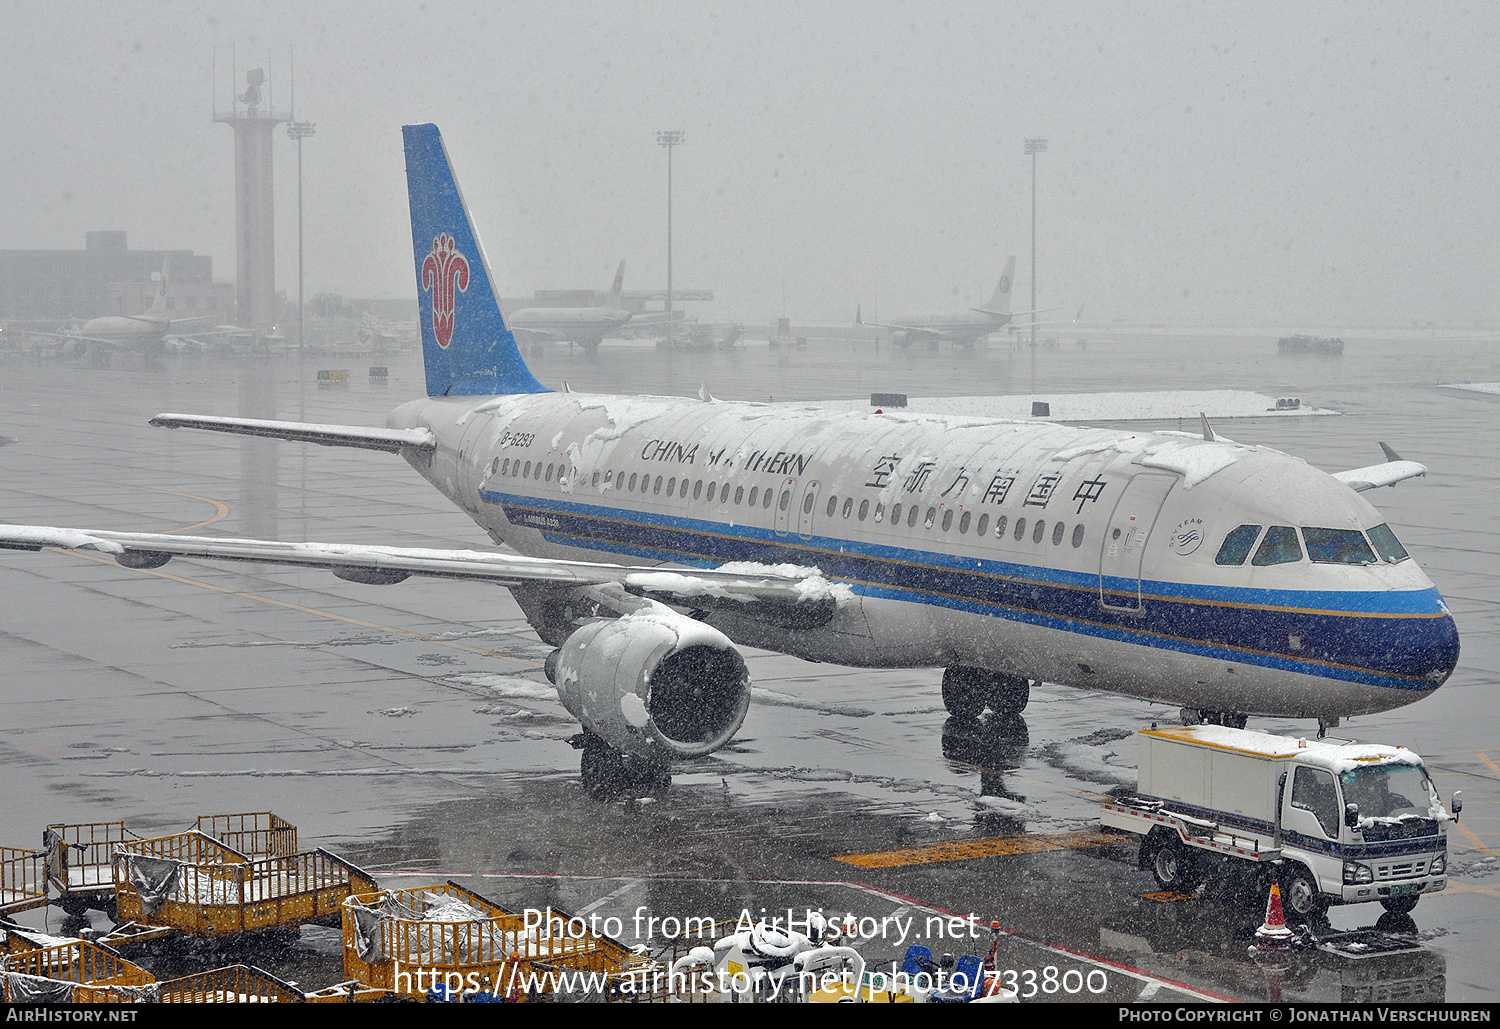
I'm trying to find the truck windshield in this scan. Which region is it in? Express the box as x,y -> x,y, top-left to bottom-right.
1339,764 -> 1435,820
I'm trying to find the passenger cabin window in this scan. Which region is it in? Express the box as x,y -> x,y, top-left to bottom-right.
976,513 -> 989,536
858,500 -> 870,521
907,505 -> 920,528
958,511 -> 970,534
1367,523 -> 1409,563
1071,524 -> 1085,548
1251,525 -> 1302,566
1302,527 -> 1377,565
890,502 -> 902,525
1052,522 -> 1065,546
762,489 -> 774,509
1216,524 -> 1262,565
1013,517 -> 1026,541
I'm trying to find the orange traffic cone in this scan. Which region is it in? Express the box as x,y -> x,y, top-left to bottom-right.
1254,882 -> 1295,946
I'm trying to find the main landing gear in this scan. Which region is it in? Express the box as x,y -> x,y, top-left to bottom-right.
941,666 -> 1031,720
573,733 -> 671,800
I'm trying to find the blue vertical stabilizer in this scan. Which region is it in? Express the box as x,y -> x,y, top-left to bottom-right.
403,123 -> 549,397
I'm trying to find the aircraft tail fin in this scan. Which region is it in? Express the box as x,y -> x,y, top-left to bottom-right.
402,123 -> 548,397
143,257 -> 170,320
609,260 -> 626,305
984,256 -> 1016,314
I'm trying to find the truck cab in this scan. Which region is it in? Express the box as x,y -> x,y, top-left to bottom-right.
1279,749 -> 1449,916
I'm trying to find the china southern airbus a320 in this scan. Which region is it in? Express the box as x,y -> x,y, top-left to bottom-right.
0,124 -> 1458,795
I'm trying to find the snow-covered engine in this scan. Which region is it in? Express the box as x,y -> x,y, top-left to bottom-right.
544,607 -> 751,761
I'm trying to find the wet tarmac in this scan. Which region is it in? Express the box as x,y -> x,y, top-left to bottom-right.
1,332 -> 1497,1003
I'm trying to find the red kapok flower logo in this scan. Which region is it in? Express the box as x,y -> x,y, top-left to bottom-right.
421,233 -> 470,349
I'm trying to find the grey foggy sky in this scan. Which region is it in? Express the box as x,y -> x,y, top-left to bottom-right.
2,1 -> 1496,327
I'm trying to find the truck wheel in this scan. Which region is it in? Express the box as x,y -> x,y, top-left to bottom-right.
1279,866 -> 1327,921
1380,896 -> 1419,915
1150,838 -> 1199,891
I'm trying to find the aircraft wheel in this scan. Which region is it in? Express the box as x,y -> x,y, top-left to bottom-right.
580,742 -> 629,800
941,667 -> 986,720
1278,865 -> 1327,922
985,675 -> 1030,716
1380,895 -> 1419,915
1150,838 -> 1200,892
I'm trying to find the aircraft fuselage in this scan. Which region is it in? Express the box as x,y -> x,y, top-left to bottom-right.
388,391 -> 1458,721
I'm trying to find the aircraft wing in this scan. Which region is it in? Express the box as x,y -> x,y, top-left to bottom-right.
1332,443 -> 1427,492
1333,461 -> 1427,492
0,526 -> 839,627
858,319 -> 960,342
509,326 -> 566,343
148,414 -> 436,455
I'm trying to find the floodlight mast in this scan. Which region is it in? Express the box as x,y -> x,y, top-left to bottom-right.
656,130 -> 685,350
1025,138 -> 1047,348
287,119 -> 316,357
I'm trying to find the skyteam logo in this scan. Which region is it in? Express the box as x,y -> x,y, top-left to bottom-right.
421,233 -> 470,349
998,275 -> 1011,294
1171,517 -> 1206,556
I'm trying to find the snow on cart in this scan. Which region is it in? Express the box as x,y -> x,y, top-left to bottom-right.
112,829 -> 377,936
341,882 -> 638,1001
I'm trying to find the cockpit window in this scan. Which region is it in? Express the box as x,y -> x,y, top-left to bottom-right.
1366,523 -> 1410,563
1302,527 -> 1377,564
1215,524 -> 1262,565
1251,525 -> 1302,566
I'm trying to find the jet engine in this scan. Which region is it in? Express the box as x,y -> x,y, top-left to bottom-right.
545,606 -> 751,762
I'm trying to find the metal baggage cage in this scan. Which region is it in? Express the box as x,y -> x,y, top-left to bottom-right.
44,821 -> 143,915
341,882 -> 639,1001
114,831 -> 376,937
0,846 -> 47,917
195,811 -> 299,859
0,938 -> 156,1003
155,963 -> 305,1003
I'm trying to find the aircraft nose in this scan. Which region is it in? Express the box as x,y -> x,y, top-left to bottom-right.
1382,609 -> 1460,692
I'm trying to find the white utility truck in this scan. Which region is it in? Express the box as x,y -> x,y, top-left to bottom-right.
1101,725 -> 1460,920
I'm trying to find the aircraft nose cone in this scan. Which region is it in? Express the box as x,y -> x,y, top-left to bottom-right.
1386,609 -> 1460,692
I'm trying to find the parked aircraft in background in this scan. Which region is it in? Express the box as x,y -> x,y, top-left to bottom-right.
506,260 -> 631,355
1,125 -> 1456,799
859,257 -> 1081,349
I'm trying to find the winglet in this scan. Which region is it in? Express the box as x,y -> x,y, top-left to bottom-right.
1379,442 -> 1404,463
610,260 -> 626,303
855,304 -> 863,327
1200,412 -> 1216,442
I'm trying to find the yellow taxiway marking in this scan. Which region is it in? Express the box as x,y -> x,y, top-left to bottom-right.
1434,881 -> 1500,899
1139,891 -> 1199,904
1453,820 -> 1496,857
1476,751 -> 1500,776
830,829 -> 1124,869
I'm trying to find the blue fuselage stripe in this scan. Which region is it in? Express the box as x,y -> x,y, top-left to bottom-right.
482,489 -> 1456,691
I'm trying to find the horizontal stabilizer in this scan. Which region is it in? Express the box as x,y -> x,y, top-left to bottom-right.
0,526 -> 838,626
149,414 -> 436,454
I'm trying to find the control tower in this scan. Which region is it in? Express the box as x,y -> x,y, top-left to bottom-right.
215,68 -> 289,328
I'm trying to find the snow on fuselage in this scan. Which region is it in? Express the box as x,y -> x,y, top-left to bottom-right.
388,391 -> 1458,720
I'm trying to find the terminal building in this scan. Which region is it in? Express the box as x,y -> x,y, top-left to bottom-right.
0,231 -> 234,322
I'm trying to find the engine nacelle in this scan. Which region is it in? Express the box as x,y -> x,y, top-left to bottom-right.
545,608 -> 751,762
